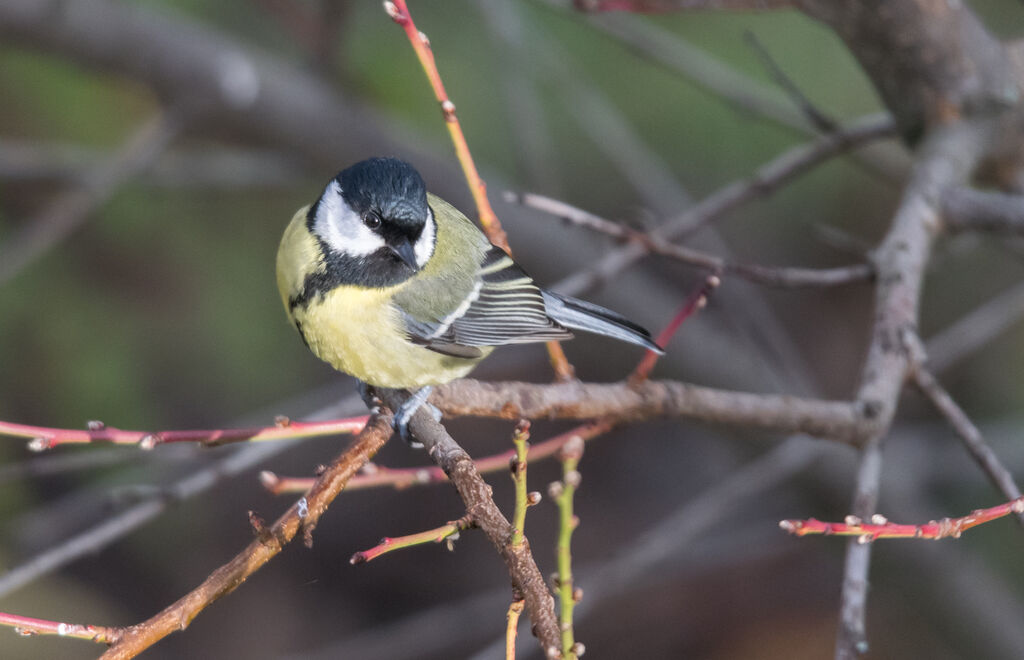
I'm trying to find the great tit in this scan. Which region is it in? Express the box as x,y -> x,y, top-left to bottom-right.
276,157 -> 663,439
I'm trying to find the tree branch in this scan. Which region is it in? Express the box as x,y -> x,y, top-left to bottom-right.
509,191 -> 872,288
373,388 -> 562,658
434,378 -> 866,445
835,121 -> 994,660
99,412 -> 394,659
942,187 -> 1024,235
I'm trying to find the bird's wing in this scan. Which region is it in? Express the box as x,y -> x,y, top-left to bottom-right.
402,247 -> 572,357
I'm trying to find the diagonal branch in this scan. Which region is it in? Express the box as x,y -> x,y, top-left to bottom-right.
905,336 -> 1024,527
555,113 -> 895,296
98,412 -> 394,659
509,191 -> 872,288
373,388 -> 562,658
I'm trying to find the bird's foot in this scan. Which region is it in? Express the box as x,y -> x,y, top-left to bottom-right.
394,385 -> 435,448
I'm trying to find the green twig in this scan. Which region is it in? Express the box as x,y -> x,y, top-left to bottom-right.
349,515 -> 475,564
510,420 -> 532,548
551,435 -> 585,659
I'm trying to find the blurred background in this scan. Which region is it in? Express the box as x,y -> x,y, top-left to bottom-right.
1,1 -> 1024,658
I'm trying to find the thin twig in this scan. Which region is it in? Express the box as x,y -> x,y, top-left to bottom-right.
782,497 -> 1024,540
505,599 -> 526,660
0,416 -> 368,450
905,335 -> 1024,526
552,437 -> 585,660
510,421 -> 532,548
0,395 -> 367,599
262,420 -> 615,495
0,611 -> 119,644
630,275 -> 720,384
349,515 -> 474,564
541,0 -> 812,134
555,113 -> 895,296
743,30 -> 839,132
97,412 -> 394,659
510,191 -> 872,288
385,0 -> 574,381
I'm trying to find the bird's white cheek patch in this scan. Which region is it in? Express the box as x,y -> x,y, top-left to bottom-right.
314,180 -> 386,257
414,208 -> 437,268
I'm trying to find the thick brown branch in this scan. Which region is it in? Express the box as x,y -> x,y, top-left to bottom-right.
434,379 -> 866,445
373,388 -> 562,657
99,413 -> 394,659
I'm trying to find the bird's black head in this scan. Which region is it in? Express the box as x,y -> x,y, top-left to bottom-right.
307,157 -> 437,288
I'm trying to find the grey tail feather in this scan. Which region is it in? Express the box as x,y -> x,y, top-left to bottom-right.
542,291 -> 664,354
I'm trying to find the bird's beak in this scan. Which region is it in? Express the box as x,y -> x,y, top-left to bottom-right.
389,237 -> 418,270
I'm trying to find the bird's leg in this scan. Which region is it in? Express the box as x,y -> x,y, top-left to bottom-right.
356,380 -> 381,411
395,385 -> 440,448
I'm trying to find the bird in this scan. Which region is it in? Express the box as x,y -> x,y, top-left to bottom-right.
276,157 -> 663,442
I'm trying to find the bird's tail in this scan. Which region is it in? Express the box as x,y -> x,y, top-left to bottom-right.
542,291 -> 664,354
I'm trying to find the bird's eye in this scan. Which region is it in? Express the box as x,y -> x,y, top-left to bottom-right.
363,213 -> 382,230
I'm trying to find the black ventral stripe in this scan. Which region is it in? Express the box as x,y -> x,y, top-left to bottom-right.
288,249 -> 414,311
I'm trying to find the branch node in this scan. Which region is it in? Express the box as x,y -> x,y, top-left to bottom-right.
26,437 -> 51,452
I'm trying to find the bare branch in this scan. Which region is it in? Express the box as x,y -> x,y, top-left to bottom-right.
743,30 -> 839,132
0,394 -> 366,599
905,336 -> 1024,527
373,388 -> 562,658
835,121 -> 994,660
783,496 -> 1024,540
555,113 -> 895,296
99,413 -> 394,659
942,187 -> 1024,235
509,191 -> 872,288
434,378 -> 866,445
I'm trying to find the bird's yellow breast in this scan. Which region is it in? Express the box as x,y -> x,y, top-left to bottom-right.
291,284 -> 486,388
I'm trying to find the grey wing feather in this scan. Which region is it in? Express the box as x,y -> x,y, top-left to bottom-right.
404,247 -> 572,354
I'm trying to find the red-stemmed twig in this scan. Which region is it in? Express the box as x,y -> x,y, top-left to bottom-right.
630,274 -> 720,384
0,416 -> 368,450
349,515 -> 475,564
781,496 -> 1024,541
261,420 -> 615,494
0,611 -> 119,645
384,0 -> 574,382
